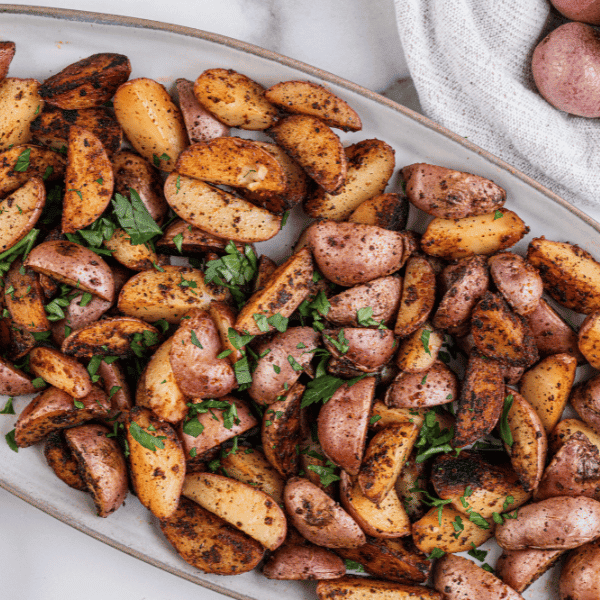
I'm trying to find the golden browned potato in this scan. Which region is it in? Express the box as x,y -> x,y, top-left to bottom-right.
384,361 -> 458,409
4,259 -> 49,332
317,377 -> 375,476
283,477 -> 365,549
175,137 -> 286,193
318,576 -> 443,600
339,471 -> 411,538
168,308 -> 235,398
402,163 -> 506,219
304,139 -> 395,220
0,41 -> 15,80
348,192 -> 409,231
504,390 -> 548,493
527,237 -> 600,314
31,106 -> 122,156
25,240 -> 115,302
549,418 -> 600,454
103,228 -> 159,271
117,266 -> 228,323
178,396 -> 257,462
135,337 -> 188,423
0,177 -> 45,253
0,144 -> 65,198
579,311 -> 600,368
193,68 -> 278,130
496,548 -> 564,593
164,172 -> 282,242
412,504 -> 494,554
421,209 -> 528,260
488,252 -> 543,316
112,150 -> 168,224
434,555 -> 523,600
432,451 -> 530,518
526,298 -> 584,361
125,406 -> 186,519
44,432 -> 88,491
265,80 -> 362,131
268,114 -> 347,194
235,249 -> 313,335
183,472 -> 287,551
39,53 -> 131,109
175,78 -> 230,144
559,540 -> 600,600
520,353 -> 577,433
395,323 -> 443,373
159,496 -> 264,575
471,291 -> 538,367
394,453 -> 431,522
495,496 -> 600,550
535,432 -> 600,500
29,347 -> 92,398
14,386 -> 109,447
64,424 -> 128,517
263,543 -> 346,580
307,220 -> 405,287
0,78 -> 43,150
113,77 -> 188,172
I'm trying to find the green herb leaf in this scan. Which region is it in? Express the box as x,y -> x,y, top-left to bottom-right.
14,148 -> 31,172
323,329 -> 350,354
344,559 -> 365,572
356,306 -> 387,329
190,330 -> 204,349
78,292 -> 93,307
253,313 -> 269,332
280,210 -> 290,229
420,328 -> 432,355
301,373 -> 367,409
172,232 -> 184,253
499,394 -> 514,447
468,543 -> 488,562
111,189 -> 163,245
5,429 -> 18,452
74,400 -> 85,409
427,547 -> 445,560
31,377 -> 46,389
369,415 -> 382,426
268,313 -> 288,333
129,421 -> 166,451
307,460 -> 340,487
468,511 -> 490,530
0,397 -> 15,414
217,349 -> 233,359
494,210 -> 503,220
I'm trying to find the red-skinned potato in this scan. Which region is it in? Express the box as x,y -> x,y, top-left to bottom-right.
263,543 -> 345,580
168,308 -> 235,398
0,356 -> 37,395
549,418 -> 600,454
307,220 -> 405,286
317,376 -> 375,476
318,576 -> 443,600
496,548 -> 564,593
0,41 -> 15,80
283,477 -> 366,549
559,539 -> 600,600
571,374 -> 600,435
44,432 -> 88,492
550,0 -> 600,24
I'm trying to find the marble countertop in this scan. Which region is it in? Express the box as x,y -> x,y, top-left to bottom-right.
0,2 -> 414,600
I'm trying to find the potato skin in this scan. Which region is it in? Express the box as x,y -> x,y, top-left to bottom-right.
496,548 -> 564,593
495,496 -> 600,550
318,576 -> 443,600
571,374 -> 600,436
550,0 -> 600,24
532,22 -> 600,117
262,544 -> 345,580
559,540 -> 600,600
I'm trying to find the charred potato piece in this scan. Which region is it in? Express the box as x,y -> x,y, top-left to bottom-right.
318,576 -> 442,600
421,209 -> 528,260
0,78 -> 43,150
193,68 -> 278,130
265,80 -> 362,131
183,472 -> 287,551
284,477 -> 365,549
305,139 -> 395,220
348,192 -> 409,231
175,78 -> 230,144
269,114 -> 347,194
44,432 -> 88,491
496,548 -> 564,593
402,163 -> 506,219
4,259 -> 49,332
14,386 -> 109,447
39,53 -> 131,109
159,496 -> 264,575
263,543 -> 345,580
64,424 -> 128,517
113,77 -> 188,172
125,406 -> 186,519
29,347 -> 92,398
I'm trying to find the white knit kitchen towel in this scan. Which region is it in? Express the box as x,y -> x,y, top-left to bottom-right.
394,0 -> 600,209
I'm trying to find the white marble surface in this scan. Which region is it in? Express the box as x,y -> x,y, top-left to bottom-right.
0,2 -> 413,600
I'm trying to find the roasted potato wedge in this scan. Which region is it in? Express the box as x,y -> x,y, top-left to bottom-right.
318,576 -> 442,600
0,176 -> 45,253
527,237 -> 600,314
496,548 -> 564,593
549,417 -> 600,454
208,301 -> 244,364
265,80 -> 362,131
159,496 -> 264,575
25,240 -> 115,302
519,353 -> 577,433
117,266 -> 228,323
269,115 -> 347,194
39,53 -> 131,109
175,78 -> 230,144
157,218 -> 244,256
164,172 -> 282,242
571,374 -> 600,436
97,358 -> 132,414
183,472 -> 287,551
0,78 -> 43,150
44,432 -> 88,492
103,229 -> 158,271
284,477 -> 365,549
125,406 -> 186,519
14,386 -> 109,447
235,248 -> 313,335
263,543 -> 345,580
305,139 -> 395,220
348,192 -> 409,231
4,259 -> 49,332
558,540 -> 600,600
395,323 -> 443,373
0,355 -> 36,395
421,209 -> 528,260
193,68 -> 278,130
578,311 -> 600,368
402,163 -> 506,219
113,77 -> 188,171
0,41 -> 15,80
64,424 -> 128,517
29,347 -> 92,398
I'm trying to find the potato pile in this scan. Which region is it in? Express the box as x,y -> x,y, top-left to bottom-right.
3,44 -> 600,600
532,0 -> 600,117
